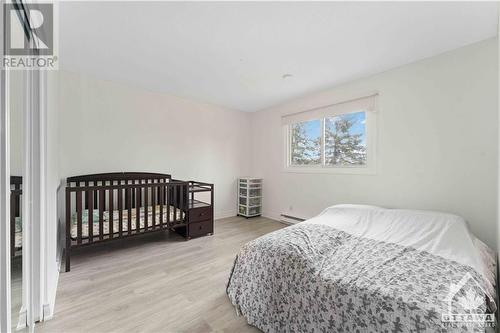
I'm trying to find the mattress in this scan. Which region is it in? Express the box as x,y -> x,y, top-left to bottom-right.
227,205 -> 497,332
70,205 -> 184,239
13,205 -> 184,248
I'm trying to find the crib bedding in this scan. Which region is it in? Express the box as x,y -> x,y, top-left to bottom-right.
13,205 -> 184,248
227,205 -> 496,333
70,205 -> 185,239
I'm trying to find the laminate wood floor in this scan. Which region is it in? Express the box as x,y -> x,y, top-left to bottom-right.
36,217 -> 286,333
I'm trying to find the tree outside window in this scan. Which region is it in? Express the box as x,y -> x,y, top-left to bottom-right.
290,120 -> 321,165
289,111 -> 367,167
325,112 -> 366,166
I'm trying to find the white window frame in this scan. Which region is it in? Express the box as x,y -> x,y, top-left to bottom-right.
283,97 -> 377,175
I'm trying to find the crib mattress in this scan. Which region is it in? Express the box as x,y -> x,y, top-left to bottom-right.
70,205 -> 184,239
13,205 -> 184,248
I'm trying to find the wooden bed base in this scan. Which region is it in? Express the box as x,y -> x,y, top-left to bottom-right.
65,172 -> 214,272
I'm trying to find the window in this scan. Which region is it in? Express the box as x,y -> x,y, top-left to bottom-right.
283,95 -> 377,174
290,119 -> 321,165
324,112 -> 366,166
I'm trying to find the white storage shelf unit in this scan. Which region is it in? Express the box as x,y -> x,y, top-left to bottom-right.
238,178 -> 262,218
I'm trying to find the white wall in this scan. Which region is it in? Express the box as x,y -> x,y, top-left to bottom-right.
251,38 -> 499,249
58,70 -> 251,219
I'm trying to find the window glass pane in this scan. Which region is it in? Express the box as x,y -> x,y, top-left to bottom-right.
290,119 -> 321,166
325,111 -> 366,166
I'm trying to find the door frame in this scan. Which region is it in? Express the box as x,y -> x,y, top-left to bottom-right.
25,66 -> 45,325
0,1 -> 12,330
0,0 -> 44,330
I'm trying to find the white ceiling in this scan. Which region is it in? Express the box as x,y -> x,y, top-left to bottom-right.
60,1 -> 498,112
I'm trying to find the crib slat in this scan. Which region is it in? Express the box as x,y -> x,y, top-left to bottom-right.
178,185 -> 181,221
157,185 -> 161,214
88,190 -> 93,243
127,188 -> 132,235
118,187 -> 123,237
159,185 -> 164,228
164,185 -> 167,206
125,184 -> 129,210
79,182 -> 84,210
179,185 -> 182,221
152,183 -> 156,230
99,189 -> 105,240
144,182 -> 149,231
167,186 -> 170,226
109,187 -> 114,239
178,185 -> 182,221
179,185 -> 183,222
184,184 -> 188,212
84,181 -> 88,209
93,181 -> 98,209
136,186 -> 141,233
76,191 -> 82,244
173,185 -> 177,222
132,180 -> 136,208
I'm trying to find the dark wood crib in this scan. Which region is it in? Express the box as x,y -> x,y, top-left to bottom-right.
65,172 -> 214,272
10,176 -> 22,257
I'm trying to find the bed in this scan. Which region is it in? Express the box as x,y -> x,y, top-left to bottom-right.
10,176 -> 184,251
65,172 -> 198,272
226,205 -> 497,332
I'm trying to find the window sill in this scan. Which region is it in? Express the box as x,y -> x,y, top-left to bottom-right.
282,166 -> 376,175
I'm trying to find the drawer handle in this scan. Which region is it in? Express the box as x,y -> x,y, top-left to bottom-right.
199,225 -> 203,230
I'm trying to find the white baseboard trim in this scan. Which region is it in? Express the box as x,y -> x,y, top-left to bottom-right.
279,214 -> 307,225
279,217 -> 299,225
215,210 -> 237,220
262,211 -> 281,222
263,211 -> 309,225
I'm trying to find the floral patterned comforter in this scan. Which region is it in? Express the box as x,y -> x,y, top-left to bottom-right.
226,223 -> 496,333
